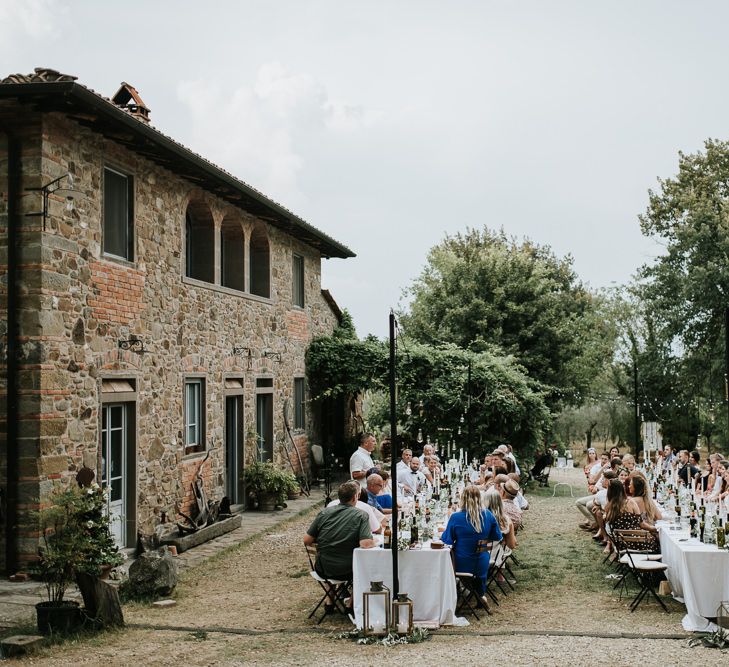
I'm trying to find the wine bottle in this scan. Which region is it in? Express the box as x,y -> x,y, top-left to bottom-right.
383,524 -> 392,549
717,518 -> 726,549
689,511 -> 698,539
410,517 -> 419,545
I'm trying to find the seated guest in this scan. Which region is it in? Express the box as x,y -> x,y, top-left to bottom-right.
500,480 -> 523,531
500,444 -> 521,476
396,449 -> 413,478
530,449 -> 552,480
608,445 -> 621,460
305,481 -> 375,581
483,488 -> 517,550
604,478 -> 659,553
677,449 -> 699,486
422,443 -> 441,464
375,470 -> 393,510
589,470 -> 617,543
441,485 -> 502,598
365,473 -> 391,514
588,453 -> 610,492
420,455 -> 436,484
583,448 -> 599,479
660,444 -> 675,472
327,482 -> 386,533
401,456 -> 426,496
717,460 -> 729,501
706,454 -> 724,499
628,474 -> 662,524
507,473 -> 529,510
621,454 -> 636,472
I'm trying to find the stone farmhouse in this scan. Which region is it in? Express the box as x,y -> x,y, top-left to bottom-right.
0,68 -> 354,573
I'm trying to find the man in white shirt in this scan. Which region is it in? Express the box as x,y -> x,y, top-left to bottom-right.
401,456 -> 426,496
350,433 -> 376,488
396,449 -> 413,479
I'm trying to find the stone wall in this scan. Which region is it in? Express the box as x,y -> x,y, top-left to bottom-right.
0,107 -> 341,568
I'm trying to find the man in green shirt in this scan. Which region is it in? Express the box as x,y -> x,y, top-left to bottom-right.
304,481 -> 375,581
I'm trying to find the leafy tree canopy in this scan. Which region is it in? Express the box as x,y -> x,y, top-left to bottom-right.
306,327 -> 550,458
639,138 -> 729,350
400,228 -> 612,402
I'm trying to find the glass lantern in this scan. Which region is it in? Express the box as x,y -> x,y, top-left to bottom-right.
392,593 -> 413,635
363,581 -> 391,636
718,600 -> 729,630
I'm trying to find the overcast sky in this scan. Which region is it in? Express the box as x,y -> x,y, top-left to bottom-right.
3,1 -> 729,337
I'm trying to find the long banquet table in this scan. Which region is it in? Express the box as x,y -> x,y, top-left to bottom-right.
352,543 -> 458,629
658,521 -> 729,631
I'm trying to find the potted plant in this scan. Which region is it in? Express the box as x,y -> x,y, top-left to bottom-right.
35,484 -> 125,634
243,462 -> 298,511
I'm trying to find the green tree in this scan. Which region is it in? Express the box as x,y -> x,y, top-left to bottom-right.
401,228 -> 612,401
639,139 -> 729,350
637,139 -> 729,448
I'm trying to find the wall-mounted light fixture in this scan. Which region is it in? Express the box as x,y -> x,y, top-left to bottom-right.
263,350 -> 282,363
118,337 -> 145,354
25,173 -> 81,230
232,346 -> 253,370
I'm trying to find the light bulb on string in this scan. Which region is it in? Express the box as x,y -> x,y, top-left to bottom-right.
405,401 -> 412,417
417,429 -> 423,444
457,425 -> 462,435
426,435 -> 431,446
460,413 -> 465,424
418,400 -> 424,417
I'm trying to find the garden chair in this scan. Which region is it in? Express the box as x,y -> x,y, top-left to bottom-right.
452,539 -> 493,619
305,544 -> 351,624
612,529 -> 668,613
536,465 -> 551,488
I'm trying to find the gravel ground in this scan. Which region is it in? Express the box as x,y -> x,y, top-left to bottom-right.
4,468 -> 722,665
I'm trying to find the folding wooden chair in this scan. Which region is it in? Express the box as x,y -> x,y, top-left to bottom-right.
452,539 -> 493,619
485,541 -> 511,603
305,544 -> 351,624
612,529 -> 668,613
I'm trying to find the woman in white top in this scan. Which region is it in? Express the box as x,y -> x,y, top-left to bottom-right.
707,454 -> 725,500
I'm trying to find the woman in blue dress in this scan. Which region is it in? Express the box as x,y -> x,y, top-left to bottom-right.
441,485 -> 502,595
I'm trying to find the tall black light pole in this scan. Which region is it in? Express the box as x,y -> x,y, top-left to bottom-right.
633,359 -> 640,458
466,358 -> 472,459
388,312 -> 399,601
725,307 -> 729,449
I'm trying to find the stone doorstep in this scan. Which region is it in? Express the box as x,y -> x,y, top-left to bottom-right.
1,634 -> 45,657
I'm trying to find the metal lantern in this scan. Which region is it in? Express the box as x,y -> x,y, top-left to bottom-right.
392,593 -> 413,635
363,581 -> 391,636
718,600 -> 729,630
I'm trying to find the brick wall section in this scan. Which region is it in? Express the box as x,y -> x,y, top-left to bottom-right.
88,260 -> 145,324
287,310 -> 309,341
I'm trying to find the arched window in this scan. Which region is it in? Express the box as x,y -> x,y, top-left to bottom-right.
185,201 -> 214,283
220,217 -> 245,292
249,225 -> 270,298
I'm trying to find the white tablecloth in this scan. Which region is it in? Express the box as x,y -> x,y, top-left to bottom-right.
352,545 -> 458,629
658,522 -> 729,631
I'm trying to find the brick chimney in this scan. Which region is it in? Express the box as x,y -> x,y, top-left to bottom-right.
112,82 -> 151,123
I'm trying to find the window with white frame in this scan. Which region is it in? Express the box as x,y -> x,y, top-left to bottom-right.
184,378 -> 205,452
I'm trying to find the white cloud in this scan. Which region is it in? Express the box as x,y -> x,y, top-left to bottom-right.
176,62 -> 379,207
0,0 -> 63,49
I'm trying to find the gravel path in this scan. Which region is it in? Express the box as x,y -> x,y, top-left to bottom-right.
4,468 -> 723,664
